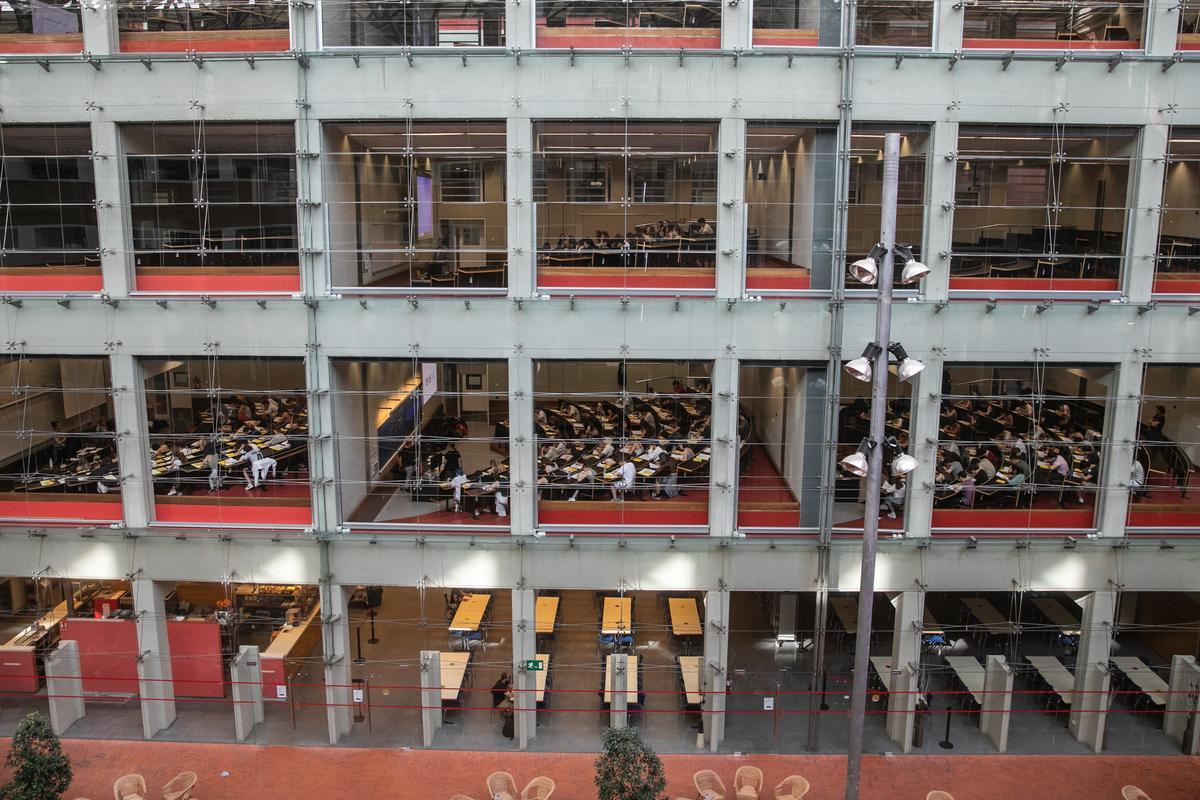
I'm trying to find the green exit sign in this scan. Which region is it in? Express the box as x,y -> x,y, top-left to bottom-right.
523,659 -> 544,671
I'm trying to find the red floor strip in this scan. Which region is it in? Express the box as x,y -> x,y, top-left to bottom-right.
949,277 -> 1120,291
536,272 -> 715,290
153,502 -> 312,527
963,38 -> 1139,50
135,272 -> 302,294
0,274 -> 104,293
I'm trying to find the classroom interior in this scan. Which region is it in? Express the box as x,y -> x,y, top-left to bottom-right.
949,125 -> 1134,292
123,122 -> 300,293
1129,364 -> 1200,529
322,0 -> 507,48
932,364 -> 1112,532
1157,127 -> 1200,293
143,356 -> 312,527
533,121 -> 719,291
0,356 -> 122,523
323,120 -> 509,292
4,579 -> 1194,755
333,359 -> 509,528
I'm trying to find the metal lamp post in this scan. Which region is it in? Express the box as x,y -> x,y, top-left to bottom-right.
843,131 -> 902,800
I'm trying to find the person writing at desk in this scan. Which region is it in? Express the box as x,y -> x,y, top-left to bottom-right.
694,217 -> 713,235
643,438 -> 667,465
610,456 -> 636,501
1048,447 -> 1071,507
592,437 -> 615,460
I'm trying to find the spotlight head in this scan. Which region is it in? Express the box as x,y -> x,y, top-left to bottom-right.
839,438 -> 875,477
844,342 -> 883,383
887,342 -> 926,382
883,435 -> 919,476
894,244 -> 930,284
848,243 -> 888,285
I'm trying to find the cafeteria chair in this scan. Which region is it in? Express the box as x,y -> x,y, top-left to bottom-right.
1122,786 -> 1152,800
734,766 -> 764,800
694,769 -> 727,800
161,771 -> 197,800
450,796 -> 478,800
773,776 -> 810,800
486,771 -> 519,800
521,776 -> 556,800
926,792 -> 955,800
112,774 -> 146,800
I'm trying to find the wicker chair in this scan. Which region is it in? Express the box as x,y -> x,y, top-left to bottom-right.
694,769 -> 727,800
773,775 -> 810,800
926,792 -> 955,800
1122,788 -> 1152,800
450,796 -> 478,800
486,771 -> 519,800
521,776 -> 556,800
112,774 -> 146,800
161,771 -> 197,800
733,767 -> 763,800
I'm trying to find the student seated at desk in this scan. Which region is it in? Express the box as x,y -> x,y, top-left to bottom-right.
567,465 -> 597,501
610,456 -> 636,501
450,468 -> 469,513
881,479 -> 905,520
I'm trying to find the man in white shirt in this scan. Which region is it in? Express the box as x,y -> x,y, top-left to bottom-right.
238,443 -> 262,490
610,457 -> 636,501
1130,460 -> 1146,501
251,457 -> 277,489
450,468 -> 469,513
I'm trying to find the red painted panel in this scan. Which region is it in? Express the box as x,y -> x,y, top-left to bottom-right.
949,277 -> 1120,292
135,272 -> 301,294
1181,41 -> 1200,51
0,274 -> 104,293
0,37 -> 83,54
537,272 -> 715,290
153,501 -> 313,527
753,34 -> 821,47
0,648 -> 39,693
535,32 -> 721,49
0,498 -> 123,524
166,621 -> 225,698
931,508 -> 1096,529
745,275 -> 812,291
119,33 -> 290,53
260,655 -> 287,697
963,38 -> 1139,50
1152,278 -> 1200,294
1127,510 -> 1200,528
537,506 -> 708,525
59,618 -> 140,696
736,510 -> 802,528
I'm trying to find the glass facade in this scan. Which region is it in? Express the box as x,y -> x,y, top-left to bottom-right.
116,0 -> 290,53
1156,128 -> 1200,294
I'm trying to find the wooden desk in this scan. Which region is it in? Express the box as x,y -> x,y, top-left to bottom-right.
1110,656 -> 1169,707
535,597 -> 559,635
260,604 -> 322,695
678,655 -> 702,706
534,653 -> 550,704
945,655 -> 986,705
669,598 -> 702,637
1026,655 -> 1074,707
831,597 -> 859,634
1032,598 -> 1081,635
870,656 -> 897,692
962,597 -> 1017,636
439,651 -> 471,704
602,597 -> 633,635
449,593 -> 491,632
604,654 -> 638,705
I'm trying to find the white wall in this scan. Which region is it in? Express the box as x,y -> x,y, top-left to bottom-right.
1143,366 -> 1200,464
741,365 -> 808,501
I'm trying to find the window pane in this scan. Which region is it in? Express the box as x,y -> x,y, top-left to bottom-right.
1128,366 -> 1199,530
0,1 -> 83,53
322,0 -> 506,47
536,1 -> 721,49
855,0 -> 933,46
963,1 -> 1144,50
115,0 -> 290,53
0,357 -> 121,523
1155,128 -> 1200,294
324,120 -> 508,292
753,0 -> 834,47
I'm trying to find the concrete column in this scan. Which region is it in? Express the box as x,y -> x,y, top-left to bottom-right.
709,356 -> 739,536
798,369 -> 829,528
419,649 -> 443,747
230,645 -> 264,743
80,0 -> 118,56
508,354 -> 536,536
506,0 -> 534,55
980,654 -> 1013,752
44,640 -> 85,736
885,591 -> 922,750
1165,655 -> 1200,753
297,115 -> 329,298
308,354 -> 340,534
510,588 -> 537,748
924,121 -> 959,301
320,581 -> 353,744
1072,663 -> 1111,752
717,118 -> 747,299
703,589 -> 730,752
508,117 -> 535,298
289,0 -> 318,51
902,362 -> 940,538
720,0 -> 751,50
934,2 -> 964,53
609,652 -> 629,729
1070,590 -> 1115,745
110,354 -> 152,528
1096,362 -> 1141,537
1122,124 -> 1169,304
1144,0 -> 1183,57
133,578 -> 175,739
91,120 -> 134,298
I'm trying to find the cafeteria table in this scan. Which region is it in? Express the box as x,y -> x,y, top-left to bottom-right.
603,654 -> 639,707
602,596 -> 634,635
945,655 -> 986,707
449,593 -> 491,649
1110,656 -> 1169,708
1026,655 -> 1075,710
535,596 -> 560,636
439,651 -> 471,707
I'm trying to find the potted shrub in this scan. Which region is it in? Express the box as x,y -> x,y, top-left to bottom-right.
1,712 -> 73,800
594,727 -> 667,800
